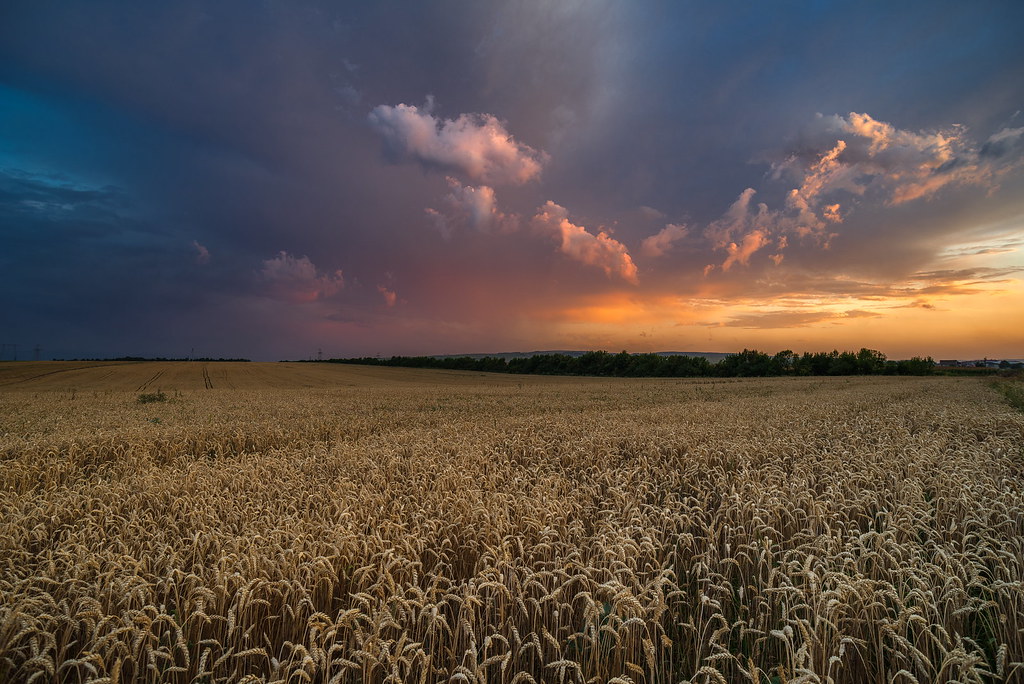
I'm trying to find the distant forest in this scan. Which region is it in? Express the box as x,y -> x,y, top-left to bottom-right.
322,349 -> 937,378
60,357 -> 252,363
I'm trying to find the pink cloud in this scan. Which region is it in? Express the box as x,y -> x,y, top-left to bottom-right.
532,201 -> 638,283
261,251 -> 344,303
640,223 -> 688,257
368,102 -> 547,185
425,177 -> 518,236
378,285 -> 397,307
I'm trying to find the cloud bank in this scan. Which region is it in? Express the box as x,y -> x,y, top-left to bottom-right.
777,112 -> 1024,212
692,112 -> 1024,273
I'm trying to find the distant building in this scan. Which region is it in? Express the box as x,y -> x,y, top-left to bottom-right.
943,359 -> 1014,368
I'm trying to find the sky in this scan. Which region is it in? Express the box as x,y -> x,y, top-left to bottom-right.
2,1 -> 1023,361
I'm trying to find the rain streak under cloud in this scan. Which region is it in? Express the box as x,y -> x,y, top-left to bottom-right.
1,1 -> 1023,360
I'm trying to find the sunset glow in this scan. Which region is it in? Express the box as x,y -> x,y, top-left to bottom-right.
1,3 -> 1022,360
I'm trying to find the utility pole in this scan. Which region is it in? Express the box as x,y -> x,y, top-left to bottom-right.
33,345 -> 41,361
317,347 -> 323,362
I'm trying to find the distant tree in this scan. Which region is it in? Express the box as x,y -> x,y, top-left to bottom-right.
576,351 -> 609,376
664,354 -> 711,377
829,351 -> 858,375
797,351 -> 833,376
897,356 -> 935,375
856,348 -> 887,374
772,350 -> 797,375
327,347 -> 936,378
717,349 -> 774,377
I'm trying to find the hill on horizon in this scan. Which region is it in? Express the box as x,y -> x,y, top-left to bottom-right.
431,350 -> 733,363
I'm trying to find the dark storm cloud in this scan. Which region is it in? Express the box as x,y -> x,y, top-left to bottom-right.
0,169 -> 128,225
1,1 -> 1022,358
980,126 -> 1024,159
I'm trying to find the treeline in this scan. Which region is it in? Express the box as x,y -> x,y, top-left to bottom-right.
58,357 -> 252,362
322,348 -> 935,378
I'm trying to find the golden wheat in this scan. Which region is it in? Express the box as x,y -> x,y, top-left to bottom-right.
0,367 -> 1022,682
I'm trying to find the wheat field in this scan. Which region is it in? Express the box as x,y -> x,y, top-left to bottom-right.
1,363 -> 1022,683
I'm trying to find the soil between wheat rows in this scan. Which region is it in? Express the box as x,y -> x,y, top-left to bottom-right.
1,363 -> 1022,682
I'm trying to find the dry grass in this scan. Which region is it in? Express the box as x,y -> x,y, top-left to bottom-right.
1,366 -> 1022,682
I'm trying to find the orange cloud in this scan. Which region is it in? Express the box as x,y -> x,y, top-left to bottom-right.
822,203 -> 842,223
536,292 -> 717,330
721,229 -> 769,271
844,112 -> 894,154
721,308 -> 881,329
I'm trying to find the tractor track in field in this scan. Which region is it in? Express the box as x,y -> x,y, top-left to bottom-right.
136,369 -> 165,392
218,369 -> 236,390
202,365 -> 214,389
0,362 -> 137,387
